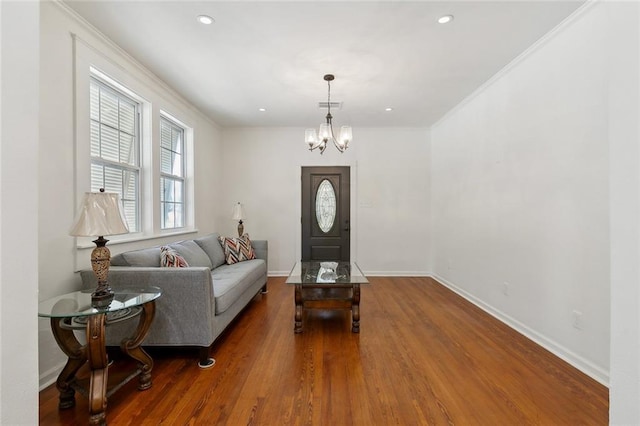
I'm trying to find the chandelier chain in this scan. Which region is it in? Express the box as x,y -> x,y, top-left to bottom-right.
327,79 -> 331,116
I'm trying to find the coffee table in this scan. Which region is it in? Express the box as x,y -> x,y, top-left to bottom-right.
286,261 -> 369,333
38,287 -> 161,425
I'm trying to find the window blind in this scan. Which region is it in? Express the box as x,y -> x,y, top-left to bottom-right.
159,116 -> 185,229
89,77 -> 141,232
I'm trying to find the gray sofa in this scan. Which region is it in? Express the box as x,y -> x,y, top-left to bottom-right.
80,232 -> 268,368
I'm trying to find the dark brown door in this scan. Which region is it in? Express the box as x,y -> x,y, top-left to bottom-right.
302,166 -> 350,261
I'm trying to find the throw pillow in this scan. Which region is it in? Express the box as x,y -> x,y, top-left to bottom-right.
219,234 -> 256,265
160,245 -> 189,267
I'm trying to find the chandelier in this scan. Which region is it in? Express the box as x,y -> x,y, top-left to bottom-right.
305,74 -> 353,154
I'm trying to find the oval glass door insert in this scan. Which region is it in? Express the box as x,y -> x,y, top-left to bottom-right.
316,179 -> 336,233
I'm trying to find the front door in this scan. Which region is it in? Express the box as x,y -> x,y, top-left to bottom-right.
301,166 -> 350,261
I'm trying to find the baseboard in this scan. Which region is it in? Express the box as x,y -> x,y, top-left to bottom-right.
268,271 -> 292,277
431,273 -> 610,387
40,363 -> 64,390
362,271 -> 431,277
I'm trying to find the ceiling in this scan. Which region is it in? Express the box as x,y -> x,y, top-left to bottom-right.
64,1 -> 585,128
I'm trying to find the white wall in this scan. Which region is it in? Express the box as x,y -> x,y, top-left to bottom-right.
34,1 -> 640,422
608,2 -> 640,424
431,3 -> 612,384
38,2 -> 224,387
221,127 -> 431,276
0,1 -> 40,423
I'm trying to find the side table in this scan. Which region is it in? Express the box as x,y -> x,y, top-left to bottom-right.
38,287 -> 162,425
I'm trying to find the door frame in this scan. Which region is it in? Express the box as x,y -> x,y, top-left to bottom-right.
295,162 -> 357,263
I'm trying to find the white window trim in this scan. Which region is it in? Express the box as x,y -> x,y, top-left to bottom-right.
159,114 -> 185,230
155,109 -> 197,236
73,35 -> 196,251
89,75 -> 142,233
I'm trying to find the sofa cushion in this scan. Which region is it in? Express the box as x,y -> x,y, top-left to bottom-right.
169,240 -> 212,269
160,246 -> 189,267
121,247 -> 161,267
211,259 -> 266,314
110,253 -> 128,266
219,234 -> 256,265
194,233 -> 226,268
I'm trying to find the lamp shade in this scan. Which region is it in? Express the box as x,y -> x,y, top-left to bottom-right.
319,123 -> 332,142
231,202 -> 245,221
305,129 -> 318,147
70,191 -> 129,237
339,126 -> 352,148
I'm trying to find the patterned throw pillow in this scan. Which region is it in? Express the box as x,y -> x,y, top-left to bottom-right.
219,234 -> 256,265
160,245 -> 189,267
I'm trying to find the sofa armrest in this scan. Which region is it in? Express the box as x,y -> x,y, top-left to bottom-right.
80,266 -> 216,345
252,240 -> 268,266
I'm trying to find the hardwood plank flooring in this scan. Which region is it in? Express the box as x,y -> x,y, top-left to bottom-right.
39,277 -> 608,425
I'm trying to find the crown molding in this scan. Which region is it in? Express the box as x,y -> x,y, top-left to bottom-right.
50,0 -> 220,129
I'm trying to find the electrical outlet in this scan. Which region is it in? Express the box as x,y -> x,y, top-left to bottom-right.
502,282 -> 509,296
572,310 -> 583,330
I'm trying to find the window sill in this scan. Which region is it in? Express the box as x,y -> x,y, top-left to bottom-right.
75,228 -> 199,250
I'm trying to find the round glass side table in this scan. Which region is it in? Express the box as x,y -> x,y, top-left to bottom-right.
39,287 -> 162,426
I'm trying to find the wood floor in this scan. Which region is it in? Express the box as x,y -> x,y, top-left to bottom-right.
39,276 -> 608,425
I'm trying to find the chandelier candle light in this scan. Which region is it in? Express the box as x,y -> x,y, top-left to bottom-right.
305,74 -> 352,154
70,189 -> 129,307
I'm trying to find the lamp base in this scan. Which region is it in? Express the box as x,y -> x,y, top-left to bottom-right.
91,288 -> 114,308
237,220 -> 244,237
91,236 -> 114,308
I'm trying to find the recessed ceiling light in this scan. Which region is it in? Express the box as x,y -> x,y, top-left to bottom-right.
438,15 -> 454,24
385,107 -> 394,112
197,15 -> 214,25
258,108 -> 266,112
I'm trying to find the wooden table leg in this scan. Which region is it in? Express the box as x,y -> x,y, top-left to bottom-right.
120,301 -> 156,390
50,318 -> 87,409
352,283 -> 361,333
86,313 -> 108,426
294,284 -> 303,333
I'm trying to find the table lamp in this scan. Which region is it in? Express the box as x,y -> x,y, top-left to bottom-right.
232,202 -> 245,237
70,189 -> 129,307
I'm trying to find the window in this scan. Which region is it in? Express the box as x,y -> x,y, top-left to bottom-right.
81,61 -> 194,242
316,179 -> 336,233
90,77 -> 140,232
160,116 -> 185,229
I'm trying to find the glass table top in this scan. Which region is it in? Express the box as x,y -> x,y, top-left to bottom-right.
38,287 -> 162,318
286,261 -> 369,285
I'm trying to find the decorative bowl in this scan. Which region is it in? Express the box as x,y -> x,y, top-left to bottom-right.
320,262 -> 338,271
